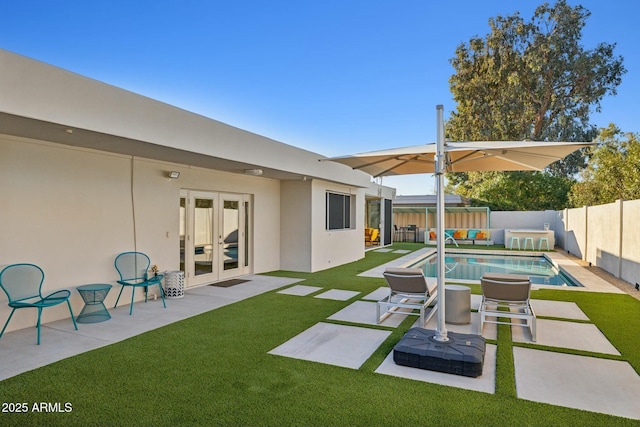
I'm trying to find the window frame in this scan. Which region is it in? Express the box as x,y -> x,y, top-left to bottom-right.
326,192 -> 353,230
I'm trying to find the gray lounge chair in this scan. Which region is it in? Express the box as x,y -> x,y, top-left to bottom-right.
377,267 -> 437,327
479,273 -> 536,341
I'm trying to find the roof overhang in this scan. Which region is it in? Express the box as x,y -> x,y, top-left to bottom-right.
0,112 -> 308,181
0,49 -> 371,187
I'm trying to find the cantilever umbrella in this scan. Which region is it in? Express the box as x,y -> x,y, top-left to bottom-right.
326,105 -> 592,343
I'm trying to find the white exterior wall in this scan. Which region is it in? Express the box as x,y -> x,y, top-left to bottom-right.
565,207 -> 588,258
621,199 -> 640,284
551,211 -> 567,249
1,137 -> 140,286
476,203 -> 640,286
0,135 -> 281,332
0,49 -> 384,333
587,201 -> 621,274
491,210 -> 559,245
310,180 -> 364,272
280,179 -> 371,272
280,180 -> 312,272
491,210 -> 557,230
1,136 -> 139,331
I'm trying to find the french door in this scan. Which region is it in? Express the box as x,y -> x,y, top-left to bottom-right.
180,190 -> 250,287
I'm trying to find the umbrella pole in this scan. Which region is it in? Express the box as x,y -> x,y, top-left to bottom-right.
434,104 -> 449,342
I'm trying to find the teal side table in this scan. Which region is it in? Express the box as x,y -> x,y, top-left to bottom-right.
76,284 -> 112,323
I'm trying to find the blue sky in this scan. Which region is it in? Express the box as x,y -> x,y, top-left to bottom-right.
2,1 -> 638,194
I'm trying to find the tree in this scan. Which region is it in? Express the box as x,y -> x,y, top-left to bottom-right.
569,124 -> 640,207
447,171 -> 574,211
446,1 -> 626,210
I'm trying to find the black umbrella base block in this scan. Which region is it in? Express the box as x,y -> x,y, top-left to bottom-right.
393,328 -> 486,378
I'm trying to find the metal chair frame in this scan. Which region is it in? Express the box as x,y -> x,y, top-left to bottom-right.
479,273 -> 536,341
523,237 -> 535,250
538,237 -> 550,251
509,236 -> 521,250
114,252 -> 166,315
0,263 -> 78,345
377,267 -> 437,327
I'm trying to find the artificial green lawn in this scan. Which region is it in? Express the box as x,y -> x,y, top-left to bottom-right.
1,243 -> 639,426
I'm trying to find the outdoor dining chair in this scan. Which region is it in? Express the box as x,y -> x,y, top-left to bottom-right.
0,263 -> 78,345
114,252 -> 166,315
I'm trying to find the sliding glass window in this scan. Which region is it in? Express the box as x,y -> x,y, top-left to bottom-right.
326,192 -> 352,230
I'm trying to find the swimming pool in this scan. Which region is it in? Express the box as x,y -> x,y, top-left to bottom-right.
412,252 -> 581,287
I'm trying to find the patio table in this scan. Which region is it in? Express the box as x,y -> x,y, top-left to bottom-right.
76,284 -> 112,323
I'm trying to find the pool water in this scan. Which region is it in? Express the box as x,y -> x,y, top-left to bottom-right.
413,252 -> 580,286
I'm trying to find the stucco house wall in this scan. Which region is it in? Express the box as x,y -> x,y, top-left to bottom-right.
0,134 -> 286,332
621,199 -> 640,284
587,202 -> 621,276
280,180 -> 312,272
279,179 -> 366,272
487,200 -> 640,285
310,180 -> 364,272
564,206 -> 588,259
491,210 -> 557,231
0,49 -> 388,333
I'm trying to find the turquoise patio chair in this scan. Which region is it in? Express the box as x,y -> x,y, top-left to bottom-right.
114,252 -> 166,315
0,263 -> 78,345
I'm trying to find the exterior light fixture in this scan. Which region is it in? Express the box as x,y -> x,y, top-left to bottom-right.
168,171 -> 180,179
65,128 -> 73,134
244,169 -> 263,176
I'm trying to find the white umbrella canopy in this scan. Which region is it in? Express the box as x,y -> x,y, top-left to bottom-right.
326,105 -> 592,343
328,139 -> 593,177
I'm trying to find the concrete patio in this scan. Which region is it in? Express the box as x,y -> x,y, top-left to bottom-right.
1,252 -> 639,421
270,248 -> 639,421
0,274 -> 302,381
270,282 -> 640,421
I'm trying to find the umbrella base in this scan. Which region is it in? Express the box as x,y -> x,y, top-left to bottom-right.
393,328 -> 485,378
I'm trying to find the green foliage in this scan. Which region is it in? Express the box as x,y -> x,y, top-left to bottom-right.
569,124 -> 640,206
446,1 -> 625,209
448,0 -> 624,146
447,170 -> 575,210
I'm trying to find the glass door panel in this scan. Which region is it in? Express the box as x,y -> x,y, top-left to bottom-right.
182,191 -> 249,286
194,197 -> 214,277
244,201 -> 250,268
366,199 -> 381,230
180,196 -> 186,272
219,194 -> 243,279
222,200 -> 239,271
